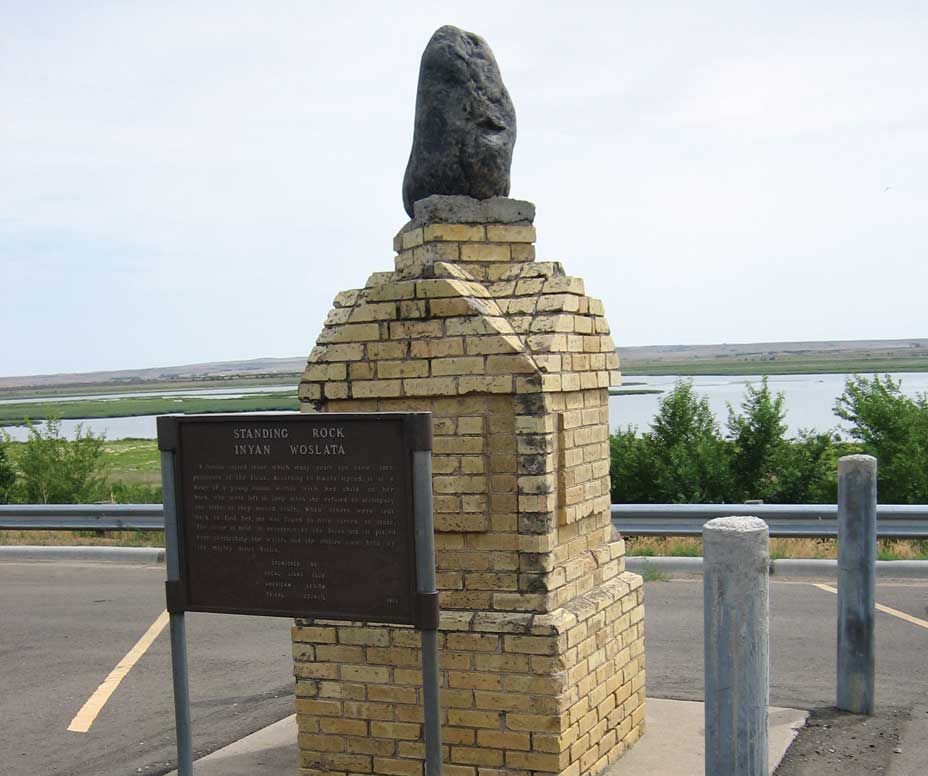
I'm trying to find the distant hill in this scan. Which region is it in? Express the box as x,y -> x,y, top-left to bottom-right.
617,338 -> 928,375
2,338 -> 926,391
0,357 -> 307,392
619,339 -> 928,363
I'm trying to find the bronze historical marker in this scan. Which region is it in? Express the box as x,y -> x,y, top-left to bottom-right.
157,413 -> 431,625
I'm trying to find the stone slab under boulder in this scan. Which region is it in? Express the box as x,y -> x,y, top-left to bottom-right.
402,195 -> 535,233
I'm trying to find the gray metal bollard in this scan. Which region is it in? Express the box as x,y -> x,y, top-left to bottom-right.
837,454 -> 877,714
704,516 -> 770,776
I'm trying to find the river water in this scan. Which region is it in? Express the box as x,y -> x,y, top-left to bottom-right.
610,373 -> 928,437
3,373 -> 927,441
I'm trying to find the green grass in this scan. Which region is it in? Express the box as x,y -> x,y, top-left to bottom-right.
0,391 -> 300,426
640,563 -> 670,582
622,356 -> 928,376
0,374 -> 302,400
5,437 -> 160,485
608,388 -> 663,396
102,438 -> 162,485
4,437 -> 164,496
627,536 -> 928,560
877,548 -> 903,561
0,529 -> 165,547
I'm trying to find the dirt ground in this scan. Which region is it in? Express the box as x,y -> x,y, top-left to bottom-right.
775,706 -> 909,775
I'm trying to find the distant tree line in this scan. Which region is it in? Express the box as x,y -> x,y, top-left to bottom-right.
610,375 -> 928,505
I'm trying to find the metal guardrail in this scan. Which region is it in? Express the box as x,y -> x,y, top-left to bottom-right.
611,503 -> 928,539
2,502 -> 927,538
0,504 -> 164,531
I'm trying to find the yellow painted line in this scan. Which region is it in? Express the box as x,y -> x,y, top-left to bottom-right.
813,583 -> 928,630
67,609 -> 170,733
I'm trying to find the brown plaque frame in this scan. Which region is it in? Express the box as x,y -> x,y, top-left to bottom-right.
157,412 -> 432,627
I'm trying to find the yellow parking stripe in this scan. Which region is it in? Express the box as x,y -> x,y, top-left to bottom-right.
813,583 -> 928,630
67,609 -> 170,733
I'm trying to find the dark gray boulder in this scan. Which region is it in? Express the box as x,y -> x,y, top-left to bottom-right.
402,25 -> 516,218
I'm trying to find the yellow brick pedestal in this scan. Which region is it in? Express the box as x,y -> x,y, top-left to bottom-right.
294,196 -> 645,776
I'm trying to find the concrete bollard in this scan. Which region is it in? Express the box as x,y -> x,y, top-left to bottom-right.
704,516 -> 770,776
837,454 -> 877,715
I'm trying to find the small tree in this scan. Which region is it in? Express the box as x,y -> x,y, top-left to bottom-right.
646,380 -> 733,503
834,375 -> 928,503
609,378 -> 841,505
773,429 -> 839,504
610,427 -> 656,504
14,418 -> 109,504
0,435 -> 16,504
727,377 -> 788,501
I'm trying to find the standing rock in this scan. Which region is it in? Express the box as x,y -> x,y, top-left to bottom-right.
402,25 -> 516,218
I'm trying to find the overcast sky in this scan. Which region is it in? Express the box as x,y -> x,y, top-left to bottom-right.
2,2 -> 925,377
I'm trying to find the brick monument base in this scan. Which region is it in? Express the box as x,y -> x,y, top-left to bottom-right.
293,196 -> 645,776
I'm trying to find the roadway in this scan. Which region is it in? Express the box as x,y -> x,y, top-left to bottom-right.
645,576 -> 928,710
0,561 -> 293,776
0,560 -> 926,775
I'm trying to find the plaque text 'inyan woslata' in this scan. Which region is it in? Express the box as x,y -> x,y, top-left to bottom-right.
169,415 -> 418,623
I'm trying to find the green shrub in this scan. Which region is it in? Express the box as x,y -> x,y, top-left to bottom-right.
11,418 -> 109,504
611,378 -> 842,504
727,377 -> 788,501
0,438 -> 15,504
649,381 -> 734,502
834,375 -> 928,503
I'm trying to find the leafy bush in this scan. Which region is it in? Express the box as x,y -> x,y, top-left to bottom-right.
771,430 -> 840,504
649,381 -> 734,503
726,378 -> 839,504
0,438 -> 15,504
611,379 -> 839,504
834,375 -> 928,503
727,377 -> 788,501
12,418 -> 109,504
612,381 -> 733,503
611,374 -> 928,505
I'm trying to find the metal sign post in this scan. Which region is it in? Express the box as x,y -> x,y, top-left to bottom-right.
159,446 -> 193,776
413,444 -> 442,776
157,412 -> 438,776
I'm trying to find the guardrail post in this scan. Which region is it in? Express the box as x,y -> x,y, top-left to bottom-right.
837,454 -> 877,714
704,516 -> 769,776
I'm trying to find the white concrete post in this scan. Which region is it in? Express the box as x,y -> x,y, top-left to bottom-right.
837,454 -> 877,715
703,516 -> 770,776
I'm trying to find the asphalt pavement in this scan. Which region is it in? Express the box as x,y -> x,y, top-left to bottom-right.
1,559 -> 926,775
645,575 -> 928,775
0,561 -> 294,776
645,576 -> 928,711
